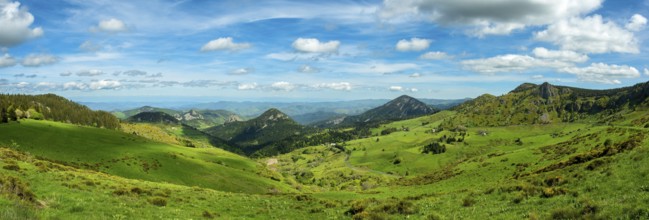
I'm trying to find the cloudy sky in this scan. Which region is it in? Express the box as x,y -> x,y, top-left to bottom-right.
1,0 -> 648,102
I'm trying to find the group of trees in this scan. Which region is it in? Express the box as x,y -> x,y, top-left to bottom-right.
0,94 -> 120,129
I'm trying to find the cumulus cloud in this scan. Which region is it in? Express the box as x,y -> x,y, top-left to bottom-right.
410,73 -> 421,78
229,68 -> 254,75
237,82 -> 258,90
379,0 -> 602,36
79,40 -> 102,52
644,68 -> 649,76
0,0 -> 43,47
389,86 -> 403,91
626,14 -> 647,31
200,37 -> 251,52
21,54 -> 59,67
462,47 -> 589,74
0,53 -> 17,67
63,81 -> 87,90
559,63 -> 640,84
146,72 -> 163,78
91,18 -> 128,33
314,82 -> 351,91
396,38 -> 431,51
89,79 -> 121,90
292,38 -> 340,53
271,81 -> 295,91
297,65 -> 320,73
122,69 -> 147,76
419,51 -> 451,60
60,72 -> 72,77
531,47 -> 588,63
76,69 -> 106,76
532,75 -> 544,79
535,15 -> 639,54
461,54 -> 571,74
13,73 -> 36,78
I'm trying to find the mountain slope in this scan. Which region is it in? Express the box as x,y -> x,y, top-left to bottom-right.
0,93 -> 120,129
205,108 -> 306,156
0,119 -> 289,194
115,106 -> 242,129
127,112 -> 180,124
445,81 -> 649,127
330,95 -> 437,127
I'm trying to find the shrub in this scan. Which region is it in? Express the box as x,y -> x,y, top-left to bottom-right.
462,197 -> 476,207
149,197 -> 167,206
2,164 -> 20,171
422,142 -> 446,154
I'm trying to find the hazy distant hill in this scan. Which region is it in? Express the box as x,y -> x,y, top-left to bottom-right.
114,107 -> 243,129
127,112 -> 180,124
319,95 -> 437,127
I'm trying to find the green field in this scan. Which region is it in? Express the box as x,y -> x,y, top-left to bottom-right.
2,109 -> 649,219
0,120 -> 290,194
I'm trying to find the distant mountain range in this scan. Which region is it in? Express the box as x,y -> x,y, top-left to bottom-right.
113,107 -> 242,129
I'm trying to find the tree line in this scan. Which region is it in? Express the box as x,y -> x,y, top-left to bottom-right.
0,93 -> 120,129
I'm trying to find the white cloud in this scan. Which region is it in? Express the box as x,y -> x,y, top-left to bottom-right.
237,82 -> 258,90
230,68 -> 253,75
559,63 -> 640,84
34,82 -> 57,90
0,53 -> 17,67
409,88 -> 418,92
292,38 -> 340,53
644,68 -> 649,76
461,54 -> 571,74
410,73 -> 421,78
21,54 -> 59,67
531,47 -> 588,63
60,72 -> 72,77
298,65 -> 320,73
200,37 -> 251,52
123,70 -> 147,76
535,15 -> 639,54
379,0 -> 602,36
89,80 -> 122,90
389,85 -> 403,91
271,81 -> 295,91
626,14 -> 647,31
0,0 -> 43,47
396,38 -> 431,51
419,51 -> 451,60
76,69 -> 106,76
532,75 -> 544,79
315,82 -> 351,91
79,40 -> 102,52
63,82 -> 88,90
91,18 -> 128,33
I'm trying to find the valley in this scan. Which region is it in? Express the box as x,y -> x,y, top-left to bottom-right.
1,82 -> 649,219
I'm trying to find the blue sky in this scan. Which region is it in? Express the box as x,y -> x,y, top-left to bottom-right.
0,0 -> 648,102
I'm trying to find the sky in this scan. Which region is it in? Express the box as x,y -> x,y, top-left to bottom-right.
0,0 -> 648,102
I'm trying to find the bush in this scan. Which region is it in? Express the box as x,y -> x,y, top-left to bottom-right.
149,197 -> 167,206
422,142 -> 446,154
2,164 -> 20,171
462,197 -> 476,207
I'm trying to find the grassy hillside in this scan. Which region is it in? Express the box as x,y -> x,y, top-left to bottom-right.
268,108 -> 649,219
0,147 -> 338,219
0,120 -> 290,194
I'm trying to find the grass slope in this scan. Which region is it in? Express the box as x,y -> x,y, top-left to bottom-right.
0,120 -> 290,194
